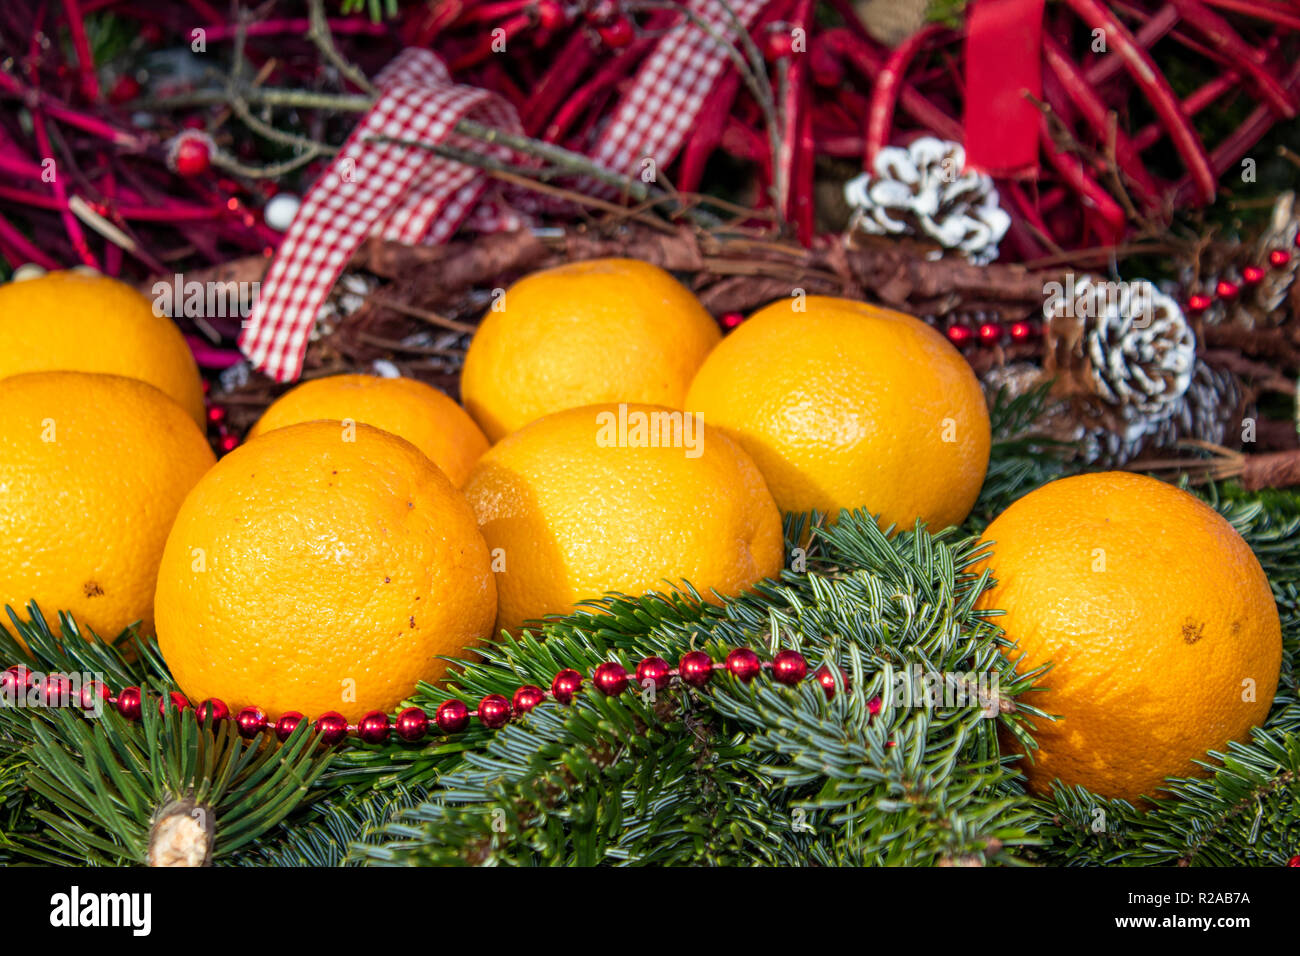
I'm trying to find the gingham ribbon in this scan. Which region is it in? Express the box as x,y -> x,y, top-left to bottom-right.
239,49 -> 524,382
240,2 -> 774,382
588,0 -> 771,192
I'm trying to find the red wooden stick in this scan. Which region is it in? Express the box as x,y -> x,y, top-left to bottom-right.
864,24 -> 944,169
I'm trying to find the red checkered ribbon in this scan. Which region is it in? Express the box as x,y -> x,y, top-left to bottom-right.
588,0 -> 771,191
240,1 -> 775,382
239,49 -> 524,382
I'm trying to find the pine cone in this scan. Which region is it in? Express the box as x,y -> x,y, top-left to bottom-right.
1046,276 -> 1196,417
1144,359 -> 1246,450
844,138 -> 1011,265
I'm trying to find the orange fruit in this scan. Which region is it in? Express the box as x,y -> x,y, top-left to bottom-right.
0,371 -> 215,639
975,472 -> 1281,803
461,258 -> 721,441
0,271 -> 205,426
685,295 -> 990,529
155,421 -> 496,722
247,374 -> 489,487
462,402 -> 783,634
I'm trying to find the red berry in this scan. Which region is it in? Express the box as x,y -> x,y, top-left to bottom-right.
597,16 -> 634,48
314,711 -> 349,745
635,656 -> 672,691
1242,265 -> 1265,284
477,694 -> 512,729
978,322 -> 1002,345
593,661 -> 629,695
236,707 -> 267,738
275,711 -> 304,741
436,699 -> 471,733
395,706 -> 429,741
1270,249 -> 1291,268
1288,855 -> 1300,867
721,311 -> 744,329
679,651 -> 713,687
814,664 -> 848,700
1008,321 -> 1034,341
116,686 -> 143,720
1186,294 -> 1213,313
357,711 -> 390,744
1215,280 -> 1239,300
551,668 -> 583,704
946,324 -> 973,346
771,650 -> 807,685
512,684 -> 546,714
171,132 -> 212,177
725,648 -> 762,682
535,0 -> 565,31
197,698 -> 228,724
206,404 -> 226,424
108,74 -> 141,105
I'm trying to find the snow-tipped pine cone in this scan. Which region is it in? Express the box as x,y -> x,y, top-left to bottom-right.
844,138 -> 1011,265
1046,276 -> 1196,417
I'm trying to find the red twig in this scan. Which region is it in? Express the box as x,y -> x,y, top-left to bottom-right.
1201,0 -> 1300,30
1064,0 -> 1217,204
864,24 -> 943,169
1169,0 -> 1296,116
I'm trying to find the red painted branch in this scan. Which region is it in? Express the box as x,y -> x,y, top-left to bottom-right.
1169,0 -> 1296,116
1065,0 -> 1217,204
864,24 -> 944,169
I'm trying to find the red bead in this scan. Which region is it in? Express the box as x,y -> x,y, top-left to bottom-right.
1215,280 -> 1239,300
597,16 -> 634,48
315,711 -> 349,745
721,311 -> 744,329
436,699 -> 471,733
171,132 -> 211,177
5,665 -> 35,691
1270,249 -> 1291,268
395,706 -> 429,741
39,674 -> 72,706
275,711 -> 304,741
159,691 -> 190,715
512,684 -> 546,714
814,664 -> 848,700
1008,321 -> 1033,341
206,404 -> 226,425
593,661 -> 629,695
478,694 -> 512,728
535,0 -> 565,30
1288,855 -> 1300,867
1242,265 -> 1265,284
357,711 -> 390,744
635,656 -> 672,691
725,648 -> 762,682
771,649 -> 808,685
763,28 -> 794,60
79,680 -> 111,711
978,322 -> 1001,345
551,668 -> 583,704
946,324 -> 973,346
219,434 -> 240,454
116,686 -> 142,720
196,698 -> 228,724
1294,232 -> 1300,248
679,651 -> 714,687
868,695 -> 883,716
235,707 -> 267,738
1186,294 -> 1213,313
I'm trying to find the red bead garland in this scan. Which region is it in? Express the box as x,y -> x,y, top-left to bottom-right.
1183,245 -> 1295,314
2,647 -> 860,747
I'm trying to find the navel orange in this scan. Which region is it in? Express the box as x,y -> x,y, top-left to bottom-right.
976,472 -> 1281,803
685,295 -> 990,529
0,372 -> 215,639
460,258 -> 721,442
154,421 -> 496,722
462,402 -> 783,634
247,374 -> 489,487
0,271 -> 205,425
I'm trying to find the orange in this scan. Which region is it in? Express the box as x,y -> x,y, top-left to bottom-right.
247,374 -> 489,487
975,472 -> 1281,803
0,372 -> 214,639
462,402 -> 783,634
154,421 -> 496,722
0,271 -> 205,426
461,258 -> 721,441
685,296 -> 989,529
